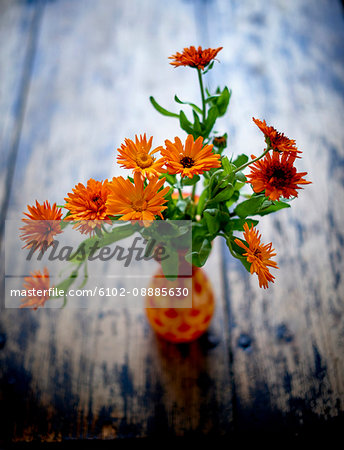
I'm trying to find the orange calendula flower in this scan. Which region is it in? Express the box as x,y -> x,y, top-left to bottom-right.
64,178 -> 110,235
253,118 -> 301,156
247,151 -> 311,201
234,223 -> 278,289
117,134 -> 165,180
106,172 -> 170,221
161,134 -> 221,179
21,267 -> 51,309
169,46 -> 223,70
213,134 -> 227,149
20,201 -> 63,252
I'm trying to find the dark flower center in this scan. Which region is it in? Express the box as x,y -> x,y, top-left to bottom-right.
180,156 -> 194,168
131,198 -> 147,212
254,248 -> 262,258
136,152 -> 154,168
271,168 -> 286,179
266,164 -> 293,188
92,196 -> 102,206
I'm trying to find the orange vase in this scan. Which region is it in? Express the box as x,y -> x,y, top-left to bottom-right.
145,264 -> 215,343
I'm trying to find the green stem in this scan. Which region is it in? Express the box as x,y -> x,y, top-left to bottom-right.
178,176 -> 184,200
219,232 -> 236,257
191,183 -> 197,202
234,147 -> 270,173
197,68 -> 206,122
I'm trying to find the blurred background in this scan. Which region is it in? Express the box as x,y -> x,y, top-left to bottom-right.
0,0 -> 343,443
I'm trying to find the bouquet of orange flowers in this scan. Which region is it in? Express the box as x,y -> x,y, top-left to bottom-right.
19,45 -> 310,309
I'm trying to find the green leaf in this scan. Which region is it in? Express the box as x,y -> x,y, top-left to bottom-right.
219,159 -> 236,186
225,218 -> 259,233
205,95 -> 220,104
163,173 -> 176,186
176,198 -> 189,214
256,200 -> 291,216
174,95 -> 202,114
261,198 -> 274,209
183,175 -> 200,186
234,194 -> 266,218
185,223 -> 209,266
232,154 -> 249,168
94,223 -> 137,247
221,156 -> 234,175
161,246 -> 179,279
226,189 -> 240,208
191,221 -> 208,239
143,220 -> 190,240
204,209 -> 220,235
179,110 -> 194,135
192,110 -> 202,135
226,237 -> 251,272
185,252 -> 200,266
198,238 -> 212,265
149,96 -> 179,118
203,106 -> 219,136
196,189 -> 208,215
218,176 -> 232,189
191,222 -> 208,249
163,199 -> 177,220
235,181 -> 246,190
235,171 -> 247,183
186,238 -> 212,267
205,87 -> 231,116
69,223 -> 137,263
209,169 -> 224,195
209,184 -> 234,204
216,87 -> 231,116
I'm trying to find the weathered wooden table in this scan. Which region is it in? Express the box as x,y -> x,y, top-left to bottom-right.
1,0 -> 343,444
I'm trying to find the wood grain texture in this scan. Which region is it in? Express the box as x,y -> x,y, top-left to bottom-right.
1,242 -> 232,442
209,0 -> 344,434
5,0 -> 202,216
0,0 -> 232,443
0,0 -> 43,224
0,0 -> 343,444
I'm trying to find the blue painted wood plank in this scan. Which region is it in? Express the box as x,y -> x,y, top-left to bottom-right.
0,0 -> 233,443
206,0 -> 344,435
0,0 -> 44,226
2,0 -> 343,441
